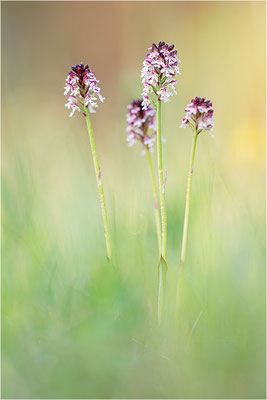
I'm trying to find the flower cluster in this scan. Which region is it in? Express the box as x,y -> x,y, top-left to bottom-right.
64,62 -> 105,117
180,97 -> 214,135
126,99 -> 156,152
141,41 -> 181,109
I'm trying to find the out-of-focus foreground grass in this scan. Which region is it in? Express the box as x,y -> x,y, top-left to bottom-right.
2,1 -> 266,398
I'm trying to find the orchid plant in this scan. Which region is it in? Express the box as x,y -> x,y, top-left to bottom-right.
179,97 -> 214,267
64,63 -> 112,261
126,99 -> 161,256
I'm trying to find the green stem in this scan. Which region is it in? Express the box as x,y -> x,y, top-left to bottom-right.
156,100 -> 168,325
85,110 -> 112,261
156,100 -> 167,260
180,132 -> 198,267
146,148 -> 161,256
158,256 -> 167,325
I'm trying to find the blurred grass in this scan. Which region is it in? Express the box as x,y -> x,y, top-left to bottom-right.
2,1 -> 266,399
2,114 -> 265,398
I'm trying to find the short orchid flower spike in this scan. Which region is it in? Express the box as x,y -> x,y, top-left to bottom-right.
180,97 -> 214,136
141,41 -> 181,109
178,96 -> 214,275
64,62 -> 105,117
126,99 -> 156,154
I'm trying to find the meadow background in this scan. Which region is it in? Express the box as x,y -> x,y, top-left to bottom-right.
2,1 -> 266,398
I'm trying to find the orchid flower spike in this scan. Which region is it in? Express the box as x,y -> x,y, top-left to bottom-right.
141,41 -> 181,110
180,97 -> 214,136
64,62 -> 105,117
126,99 -> 156,154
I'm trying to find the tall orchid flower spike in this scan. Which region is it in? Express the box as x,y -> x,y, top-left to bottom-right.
179,97 -> 214,269
64,63 -> 112,261
141,41 -> 181,325
141,41 -> 181,261
126,100 -> 161,255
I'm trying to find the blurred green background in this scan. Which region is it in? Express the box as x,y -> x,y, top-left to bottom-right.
2,1 -> 266,398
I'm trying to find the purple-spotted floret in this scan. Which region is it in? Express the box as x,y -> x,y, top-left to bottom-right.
180,97 -> 214,135
64,62 -> 105,117
141,41 -> 181,109
126,99 -> 156,153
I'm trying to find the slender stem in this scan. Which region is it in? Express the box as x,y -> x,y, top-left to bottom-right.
85,110 -> 112,261
156,100 -> 168,326
156,100 -> 167,261
158,257 -> 167,325
146,148 -> 161,256
180,132 -> 198,267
